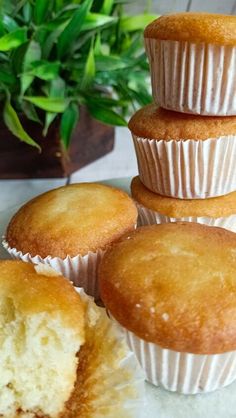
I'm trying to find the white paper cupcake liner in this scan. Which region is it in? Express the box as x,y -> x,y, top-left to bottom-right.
2,239 -> 105,300
121,325 -> 236,394
136,202 -> 236,232
71,287 -> 146,418
132,134 -> 236,199
145,39 -> 236,115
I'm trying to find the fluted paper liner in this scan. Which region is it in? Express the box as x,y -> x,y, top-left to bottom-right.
63,287 -> 146,417
132,134 -> 236,199
2,239 -> 105,300
136,202 -> 236,232
116,323 -> 236,395
145,39 -> 236,115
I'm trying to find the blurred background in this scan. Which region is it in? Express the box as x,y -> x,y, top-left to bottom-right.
127,0 -> 236,15
1,0 -> 236,188
77,0 -> 236,184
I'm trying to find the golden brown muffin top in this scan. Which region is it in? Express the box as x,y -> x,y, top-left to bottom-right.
144,13 -> 236,45
6,183 -> 137,258
99,223 -> 236,354
128,104 -> 236,140
131,176 -> 236,218
0,260 -> 85,335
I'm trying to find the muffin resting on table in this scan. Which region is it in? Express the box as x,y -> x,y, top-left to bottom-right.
4,182 -> 137,299
100,222 -> 236,394
0,260 -> 84,418
131,176 -> 236,231
0,261 -> 145,418
128,104 -> 236,198
144,12 -> 236,115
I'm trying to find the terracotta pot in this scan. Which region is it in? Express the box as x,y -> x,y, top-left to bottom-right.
0,107 -> 114,179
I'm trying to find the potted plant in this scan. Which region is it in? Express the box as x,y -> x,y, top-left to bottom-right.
0,0 -> 155,178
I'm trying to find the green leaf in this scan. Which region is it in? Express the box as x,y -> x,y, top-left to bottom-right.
23,3 -> 32,23
0,28 -> 28,51
82,39 -> 95,88
24,96 -> 67,113
42,20 -> 69,59
44,77 -> 65,136
81,13 -> 117,31
0,52 -> 9,62
27,62 -> 60,81
120,14 -> 158,32
55,0 -> 64,12
34,27 -> 48,46
0,21 -> 4,38
11,42 -> 29,76
128,86 -> 151,106
60,102 -> 79,149
100,0 -> 114,14
94,33 -> 101,55
95,55 -> 133,71
22,101 -> 41,123
3,15 -> 19,32
57,0 -> 93,58
21,40 -> 41,95
87,104 -> 127,126
86,95 -> 127,107
34,0 -> 48,25
121,33 -> 142,58
3,95 -> 40,150
0,69 -> 15,85
72,55 -> 133,72
41,17 -> 70,31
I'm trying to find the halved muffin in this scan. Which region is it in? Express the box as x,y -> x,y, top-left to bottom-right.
0,260 -> 84,418
0,261 -> 145,417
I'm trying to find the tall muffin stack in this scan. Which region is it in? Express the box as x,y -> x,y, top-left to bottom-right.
128,13 -> 236,230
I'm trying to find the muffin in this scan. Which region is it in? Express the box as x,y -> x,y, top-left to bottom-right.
144,13 -> 236,115
0,260 -> 85,417
128,104 -> 236,198
0,260 -> 145,418
3,182 -> 137,299
65,287 -> 145,418
99,223 -> 236,394
131,176 -> 236,231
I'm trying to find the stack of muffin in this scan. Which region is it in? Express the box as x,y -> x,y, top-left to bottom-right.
128,13 -> 236,231
96,13 -> 236,396
2,12 -> 236,408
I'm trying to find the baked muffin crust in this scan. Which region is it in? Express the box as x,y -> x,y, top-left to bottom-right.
144,13 -> 236,46
6,183 -> 137,258
100,223 -> 236,354
0,260 -> 84,331
131,176 -> 236,218
128,104 -> 236,140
